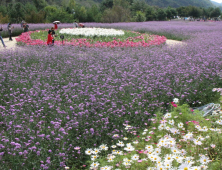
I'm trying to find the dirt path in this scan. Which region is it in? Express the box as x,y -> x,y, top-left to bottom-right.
165,39 -> 185,46
0,37 -> 185,51
0,36 -> 20,51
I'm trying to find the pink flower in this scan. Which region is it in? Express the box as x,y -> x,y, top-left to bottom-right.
211,144 -> 216,148
138,160 -> 143,163
171,102 -> 177,107
138,150 -> 143,154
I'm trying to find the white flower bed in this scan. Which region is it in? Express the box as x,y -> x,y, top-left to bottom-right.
59,27 -> 125,37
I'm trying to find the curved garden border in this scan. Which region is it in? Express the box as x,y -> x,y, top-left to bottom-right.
16,29 -> 167,48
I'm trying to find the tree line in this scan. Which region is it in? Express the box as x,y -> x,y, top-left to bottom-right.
0,0 -> 221,23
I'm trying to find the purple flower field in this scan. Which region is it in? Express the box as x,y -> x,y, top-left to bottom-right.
0,21 -> 222,169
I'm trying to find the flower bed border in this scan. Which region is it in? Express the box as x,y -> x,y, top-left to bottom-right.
16,29 -> 167,48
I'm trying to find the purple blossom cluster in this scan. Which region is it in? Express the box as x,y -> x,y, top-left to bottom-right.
0,21 -> 222,169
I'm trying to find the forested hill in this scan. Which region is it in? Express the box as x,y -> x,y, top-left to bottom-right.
145,0 -> 213,8
0,0 -> 220,23
0,0 -> 214,8
85,0 -> 214,8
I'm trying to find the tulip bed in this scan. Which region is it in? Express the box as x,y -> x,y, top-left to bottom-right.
16,28 -> 167,47
1,21 -> 222,170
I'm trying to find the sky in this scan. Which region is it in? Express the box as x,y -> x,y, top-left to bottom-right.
211,0 -> 222,3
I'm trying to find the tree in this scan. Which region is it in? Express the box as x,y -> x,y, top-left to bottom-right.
165,7 -> 172,19
75,5 -> 87,22
25,2 -> 37,14
46,9 -> 73,23
165,7 -> 177,19
101,5 -> 130,23
86,4 -> 101,22
0,13 -> 9,23
100,0 -> 113,12
113,0 -> 130,9
33,0 -> 47,11
210,7 -> 221,18
133,11 -> 146,22
145,6 -> 157,21
177,6 -> 188,17
7,2 -> 25,23
14,2 -> 25,21
79,6 -> 87,22
112,5 -> 130,22
25,10 -> 46,23
202,8 -> 210,18
44,5 -> 58,22
188,6 -> 201,18
101,8 -> 117,23
65,0 -> 76,13
131,0 -> 147,15
0,5 -> 7,16
157,8 -> 166,21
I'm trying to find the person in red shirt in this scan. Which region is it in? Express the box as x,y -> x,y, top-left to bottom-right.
47,30 -> 53,46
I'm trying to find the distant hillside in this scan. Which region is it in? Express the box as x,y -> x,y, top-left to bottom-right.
81,0 -> 214,8
73,0 -> 214,8
0,0 -> 215,8
144,0 -> 214,8
211,0 -> 222,6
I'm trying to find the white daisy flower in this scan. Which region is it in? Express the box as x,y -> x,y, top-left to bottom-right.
193,139 -> 202,145
99,144 -> 108,150
164,113 -> 172,119
164,154 -> 174,162
93,148 -> 100,155
124,145 -> 135,151
173,98 -> 179,103
116,141 -> 124,147
178,163 -> 191,170
199,156 -> 211,164
123,137 -> 128,140
90,162 -> 100,169
145,145 -> 154,151
168,119 -> 175,125
131,154 -> 139,160
91,155 -> 98,161
133,140 -> 139,144
85,148 -> 93,155
123,158 -> 132,163
178,122 -> 184,128
171,147 -> 181,154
